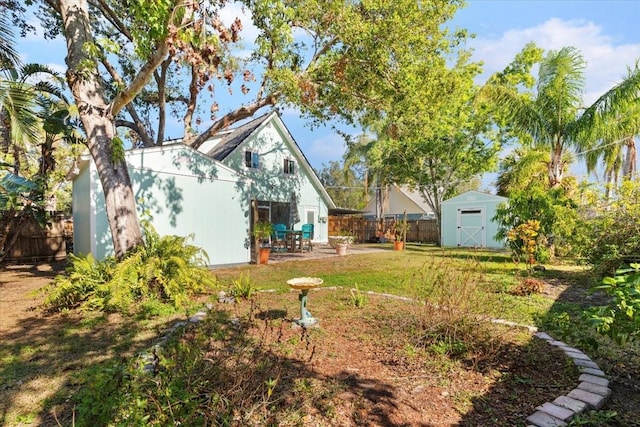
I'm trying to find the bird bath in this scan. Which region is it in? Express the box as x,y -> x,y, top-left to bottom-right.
287,277 -> 323,327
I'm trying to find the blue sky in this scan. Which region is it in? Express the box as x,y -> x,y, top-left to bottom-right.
16,1 -> 640,189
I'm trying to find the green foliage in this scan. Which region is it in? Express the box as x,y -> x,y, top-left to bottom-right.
42,223 -> 216,314
349,283 -> 367,308
316,160 -> 367,210
110,136 -> 126,163
393,219 -> 410,242
581,179 -> 640,276
567,409 -> 617,426
494,185 -> 579,258
127,0 -> 175,57
230,273 -> 257,300
506,219 -> 540,272
252,221 -> 273,240
540,311 -> 599,353
534,244 -> 551,264
585,263 -> 640,345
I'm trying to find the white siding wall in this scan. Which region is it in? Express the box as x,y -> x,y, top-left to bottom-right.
75,146 -> 252,266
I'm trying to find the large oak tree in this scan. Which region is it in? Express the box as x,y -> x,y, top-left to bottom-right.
20,0 -> 466,257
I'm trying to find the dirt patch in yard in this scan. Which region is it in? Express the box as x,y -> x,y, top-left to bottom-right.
0,260 -> 638,426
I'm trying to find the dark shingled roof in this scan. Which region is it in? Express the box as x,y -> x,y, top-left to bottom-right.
205,113 -> 272,161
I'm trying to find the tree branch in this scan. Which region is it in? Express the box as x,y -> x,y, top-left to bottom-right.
124,104 -> 154,147
181,64 -> 199,145
154,59 -> 171,145
110,41 -> 170,116
188,92 -> 281,150
91,0 -> 133,41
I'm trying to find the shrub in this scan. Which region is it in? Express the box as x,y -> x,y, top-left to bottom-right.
506,219 -> 540,273
582,179 -> 640,276
349,283 -> 367,308
230,273 -> 257,300
494,186 -> 580,260
42,223 -> 216,314
585,263 -> 640,345
406,256 -> 508,365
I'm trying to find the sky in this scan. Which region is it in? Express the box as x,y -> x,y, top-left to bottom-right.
15,0 -> 640,190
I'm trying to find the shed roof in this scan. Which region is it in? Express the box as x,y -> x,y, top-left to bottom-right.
442,190 -> 507,205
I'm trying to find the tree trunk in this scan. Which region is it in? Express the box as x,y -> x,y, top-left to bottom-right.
548,144 -> 564,188
623,136 -> 637,179
60,0 -> 142,259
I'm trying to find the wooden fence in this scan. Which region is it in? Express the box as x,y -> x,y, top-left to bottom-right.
1,214 -> 72,263
328,215 -> 438,244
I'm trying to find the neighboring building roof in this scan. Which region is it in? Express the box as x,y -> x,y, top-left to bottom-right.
363,184 -> 435,216
396,185 -> 435,214
329,207 -> 367,215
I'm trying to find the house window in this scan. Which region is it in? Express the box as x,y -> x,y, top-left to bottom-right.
284,158 -> 296,175
245,150 -> 260,169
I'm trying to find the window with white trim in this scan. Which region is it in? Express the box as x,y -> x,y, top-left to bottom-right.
283,158 -> 296,175
245,150 -> 260,169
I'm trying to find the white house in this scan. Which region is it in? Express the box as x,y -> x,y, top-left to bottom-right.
70,111 -> 335,266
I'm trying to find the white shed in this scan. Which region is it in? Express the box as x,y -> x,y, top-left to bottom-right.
440,191 -> 507,249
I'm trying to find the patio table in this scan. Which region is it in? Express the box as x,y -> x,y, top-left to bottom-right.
286,230 -> 303,252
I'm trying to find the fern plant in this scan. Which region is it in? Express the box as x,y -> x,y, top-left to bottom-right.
42,222 -> 217,314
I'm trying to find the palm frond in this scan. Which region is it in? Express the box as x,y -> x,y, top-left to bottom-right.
0,14 -> 20,69
0,79 -> 40,142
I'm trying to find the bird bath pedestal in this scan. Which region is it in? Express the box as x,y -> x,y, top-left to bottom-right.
287,277 -> 323,328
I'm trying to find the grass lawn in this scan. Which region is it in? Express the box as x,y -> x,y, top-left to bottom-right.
0,245 -> 637,426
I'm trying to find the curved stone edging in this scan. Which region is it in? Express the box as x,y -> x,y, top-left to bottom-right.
526,332 -> 611,427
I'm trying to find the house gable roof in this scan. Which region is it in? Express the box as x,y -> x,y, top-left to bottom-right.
67,143 -> 249,183
205,113 -> 271,161
200,111 -> 336,209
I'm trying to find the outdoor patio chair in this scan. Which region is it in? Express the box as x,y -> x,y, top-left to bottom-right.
301,223 -> 314,252
272,223 -> 288,252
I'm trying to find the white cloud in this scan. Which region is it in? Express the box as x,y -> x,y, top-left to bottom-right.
470,17 -> 640,104
304,132 -> 348,169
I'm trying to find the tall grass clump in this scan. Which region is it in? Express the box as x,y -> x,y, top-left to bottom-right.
405,256 -> 510,364
41,221 -> 216,314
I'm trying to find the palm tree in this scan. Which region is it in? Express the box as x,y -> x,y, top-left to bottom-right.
484,46 -> 586,188
495,146 -> 577,197
495,147 -> 549,196
0,17 -> 41,175
0,13 -> 20,69
486,46 -> 640,190
579,63 -> 640,187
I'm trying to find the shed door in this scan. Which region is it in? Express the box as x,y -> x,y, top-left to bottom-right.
456,208 -> 486,247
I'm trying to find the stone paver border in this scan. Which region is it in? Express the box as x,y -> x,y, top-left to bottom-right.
525,332 -> 610,427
